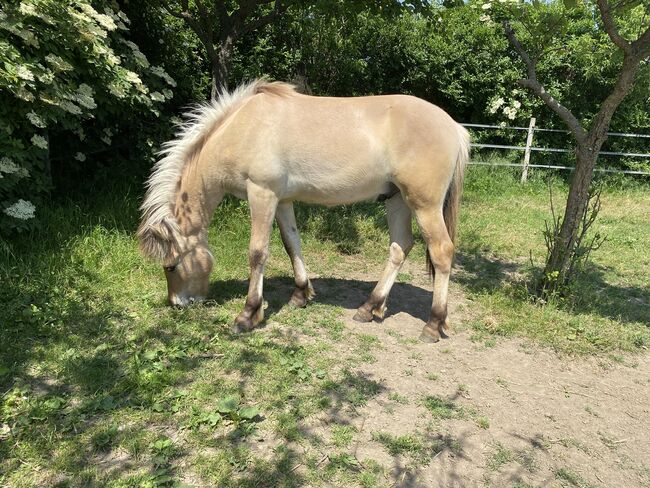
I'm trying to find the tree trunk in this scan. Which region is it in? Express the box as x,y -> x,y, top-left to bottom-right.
542,145 -> 599,289
210,39 -> 234,100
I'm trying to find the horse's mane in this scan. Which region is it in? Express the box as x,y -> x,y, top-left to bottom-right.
138,78 -> 297,260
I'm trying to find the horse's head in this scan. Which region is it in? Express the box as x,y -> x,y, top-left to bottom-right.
163,241 -> 213,306
138,218 -> 214,307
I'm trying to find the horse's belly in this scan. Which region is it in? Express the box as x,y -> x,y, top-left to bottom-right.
283,161 -> 392,205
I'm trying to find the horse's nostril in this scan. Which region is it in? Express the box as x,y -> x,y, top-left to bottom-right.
189,297 -> 195,304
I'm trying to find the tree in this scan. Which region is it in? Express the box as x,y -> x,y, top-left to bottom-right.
157,0 -> 430,99
502,0 -> 650,296
158,0 -> 289,99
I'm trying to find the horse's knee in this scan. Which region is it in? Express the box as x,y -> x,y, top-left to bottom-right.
249,248 -> 269,268
388,242 -> 407,266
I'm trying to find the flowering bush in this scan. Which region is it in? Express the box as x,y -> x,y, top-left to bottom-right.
0,0 -> 176,232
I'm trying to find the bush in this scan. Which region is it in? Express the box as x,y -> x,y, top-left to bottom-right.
0,0 -> 176,233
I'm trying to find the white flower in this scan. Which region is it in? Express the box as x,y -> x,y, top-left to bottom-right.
0,157 -> 20,175
45,54 -> 73,71
75,152 -> 86,162
19,2 -> 37,16
503,106 -> 517,120
103,128 -> 113,137
162,88 -> 173,99
101,134 -> 112,145
489,97 -> 505,114
480,14 -> 491,22
124,70 -> 142,85
75,84 -> 97,109
108,81 -> 126,98
31,134 -> 48,149
37,69 -> 54,84
80,4 -> 117,31
15,86 -> 35,102
512,100 -> 521,109
3,199 -> 36,220
150,91 -> 165,102
60,100 -> 82,115
117,10 -> 130,24
27,111 -> 46,128
482,3 -> 492,9
75,128 -> 86,141
17,65 -> 35,81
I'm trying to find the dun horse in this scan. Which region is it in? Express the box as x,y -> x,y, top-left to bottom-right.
138,79 -> 470,343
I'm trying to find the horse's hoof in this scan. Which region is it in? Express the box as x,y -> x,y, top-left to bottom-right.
353,308 -> 373,323
419,325 -> 441,343
232,316 -> 254,334
289,288 -> 308,308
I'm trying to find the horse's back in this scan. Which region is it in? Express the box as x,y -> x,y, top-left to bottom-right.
209,90 -> 463,205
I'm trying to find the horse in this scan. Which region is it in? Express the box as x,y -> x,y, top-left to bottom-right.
137,79 -> 470,343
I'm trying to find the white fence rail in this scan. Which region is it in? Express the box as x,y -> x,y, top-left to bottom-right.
462,119 -> 650,179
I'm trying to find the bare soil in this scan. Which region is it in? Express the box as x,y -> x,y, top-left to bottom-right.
292,260 -> 650,487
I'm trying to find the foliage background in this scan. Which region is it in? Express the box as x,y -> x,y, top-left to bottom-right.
0,0 -> 648,234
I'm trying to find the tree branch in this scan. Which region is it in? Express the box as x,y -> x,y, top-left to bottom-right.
596,0 -> 632,53
504,21 -> 587,144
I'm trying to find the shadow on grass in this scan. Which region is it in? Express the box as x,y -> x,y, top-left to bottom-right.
455,238 -> 649,328
208,275 -> 433,324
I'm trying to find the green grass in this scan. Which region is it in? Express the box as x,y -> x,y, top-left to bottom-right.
1,167 -> 648,485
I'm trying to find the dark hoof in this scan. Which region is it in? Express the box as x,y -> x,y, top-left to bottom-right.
289,289 -> 308,308
419,325 -> 441,343
231,319 -> 253,334
353,308 -> 373,323
232,310 -> 259,333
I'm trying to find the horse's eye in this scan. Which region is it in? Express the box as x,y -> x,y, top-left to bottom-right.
164,265 -> 177,272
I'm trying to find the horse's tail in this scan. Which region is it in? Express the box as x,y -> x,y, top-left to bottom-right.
444,123 -> 470,245
426,123 -> 469,277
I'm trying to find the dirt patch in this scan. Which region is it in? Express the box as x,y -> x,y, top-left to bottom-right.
297,260 -> 650,487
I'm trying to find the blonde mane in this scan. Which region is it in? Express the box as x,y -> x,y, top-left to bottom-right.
138,78 -> 297,260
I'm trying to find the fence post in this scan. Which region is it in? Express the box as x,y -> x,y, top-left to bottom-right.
521,117 -> 536,183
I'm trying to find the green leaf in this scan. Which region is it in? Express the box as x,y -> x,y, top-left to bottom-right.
215,395 -> 239,413
143,349 -> 158,361
206,412 -> 222,426
563,0 -> 577,9
238,406 -> 260,420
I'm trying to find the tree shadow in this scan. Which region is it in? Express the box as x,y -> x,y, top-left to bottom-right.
455,234 -> 649,327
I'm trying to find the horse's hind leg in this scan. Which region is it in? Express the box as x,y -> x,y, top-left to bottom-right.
353,193 -> 413,322
276,202 -> 314,307
413,207 -> 454,343
233,182 -> 278,333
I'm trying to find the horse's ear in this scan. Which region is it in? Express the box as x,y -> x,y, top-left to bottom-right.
137,217 -> 178,260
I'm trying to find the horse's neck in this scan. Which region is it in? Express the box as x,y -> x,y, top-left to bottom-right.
174,171 -> 224,237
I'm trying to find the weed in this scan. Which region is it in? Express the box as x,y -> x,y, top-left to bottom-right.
331,424 -> 358,448
388,392 -> 409,404
476,416 -> 490,429
555,467 -> 594,487
422,395 -> 462,420
487,442 -> 513,471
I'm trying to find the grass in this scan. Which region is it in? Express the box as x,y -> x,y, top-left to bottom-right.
0,166 -> 648,485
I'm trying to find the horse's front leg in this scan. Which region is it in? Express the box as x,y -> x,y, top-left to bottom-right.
276,202 -> 314,307
232,183 -> 278,333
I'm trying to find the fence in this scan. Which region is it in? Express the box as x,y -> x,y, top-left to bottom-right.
462,119 -> 650,182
